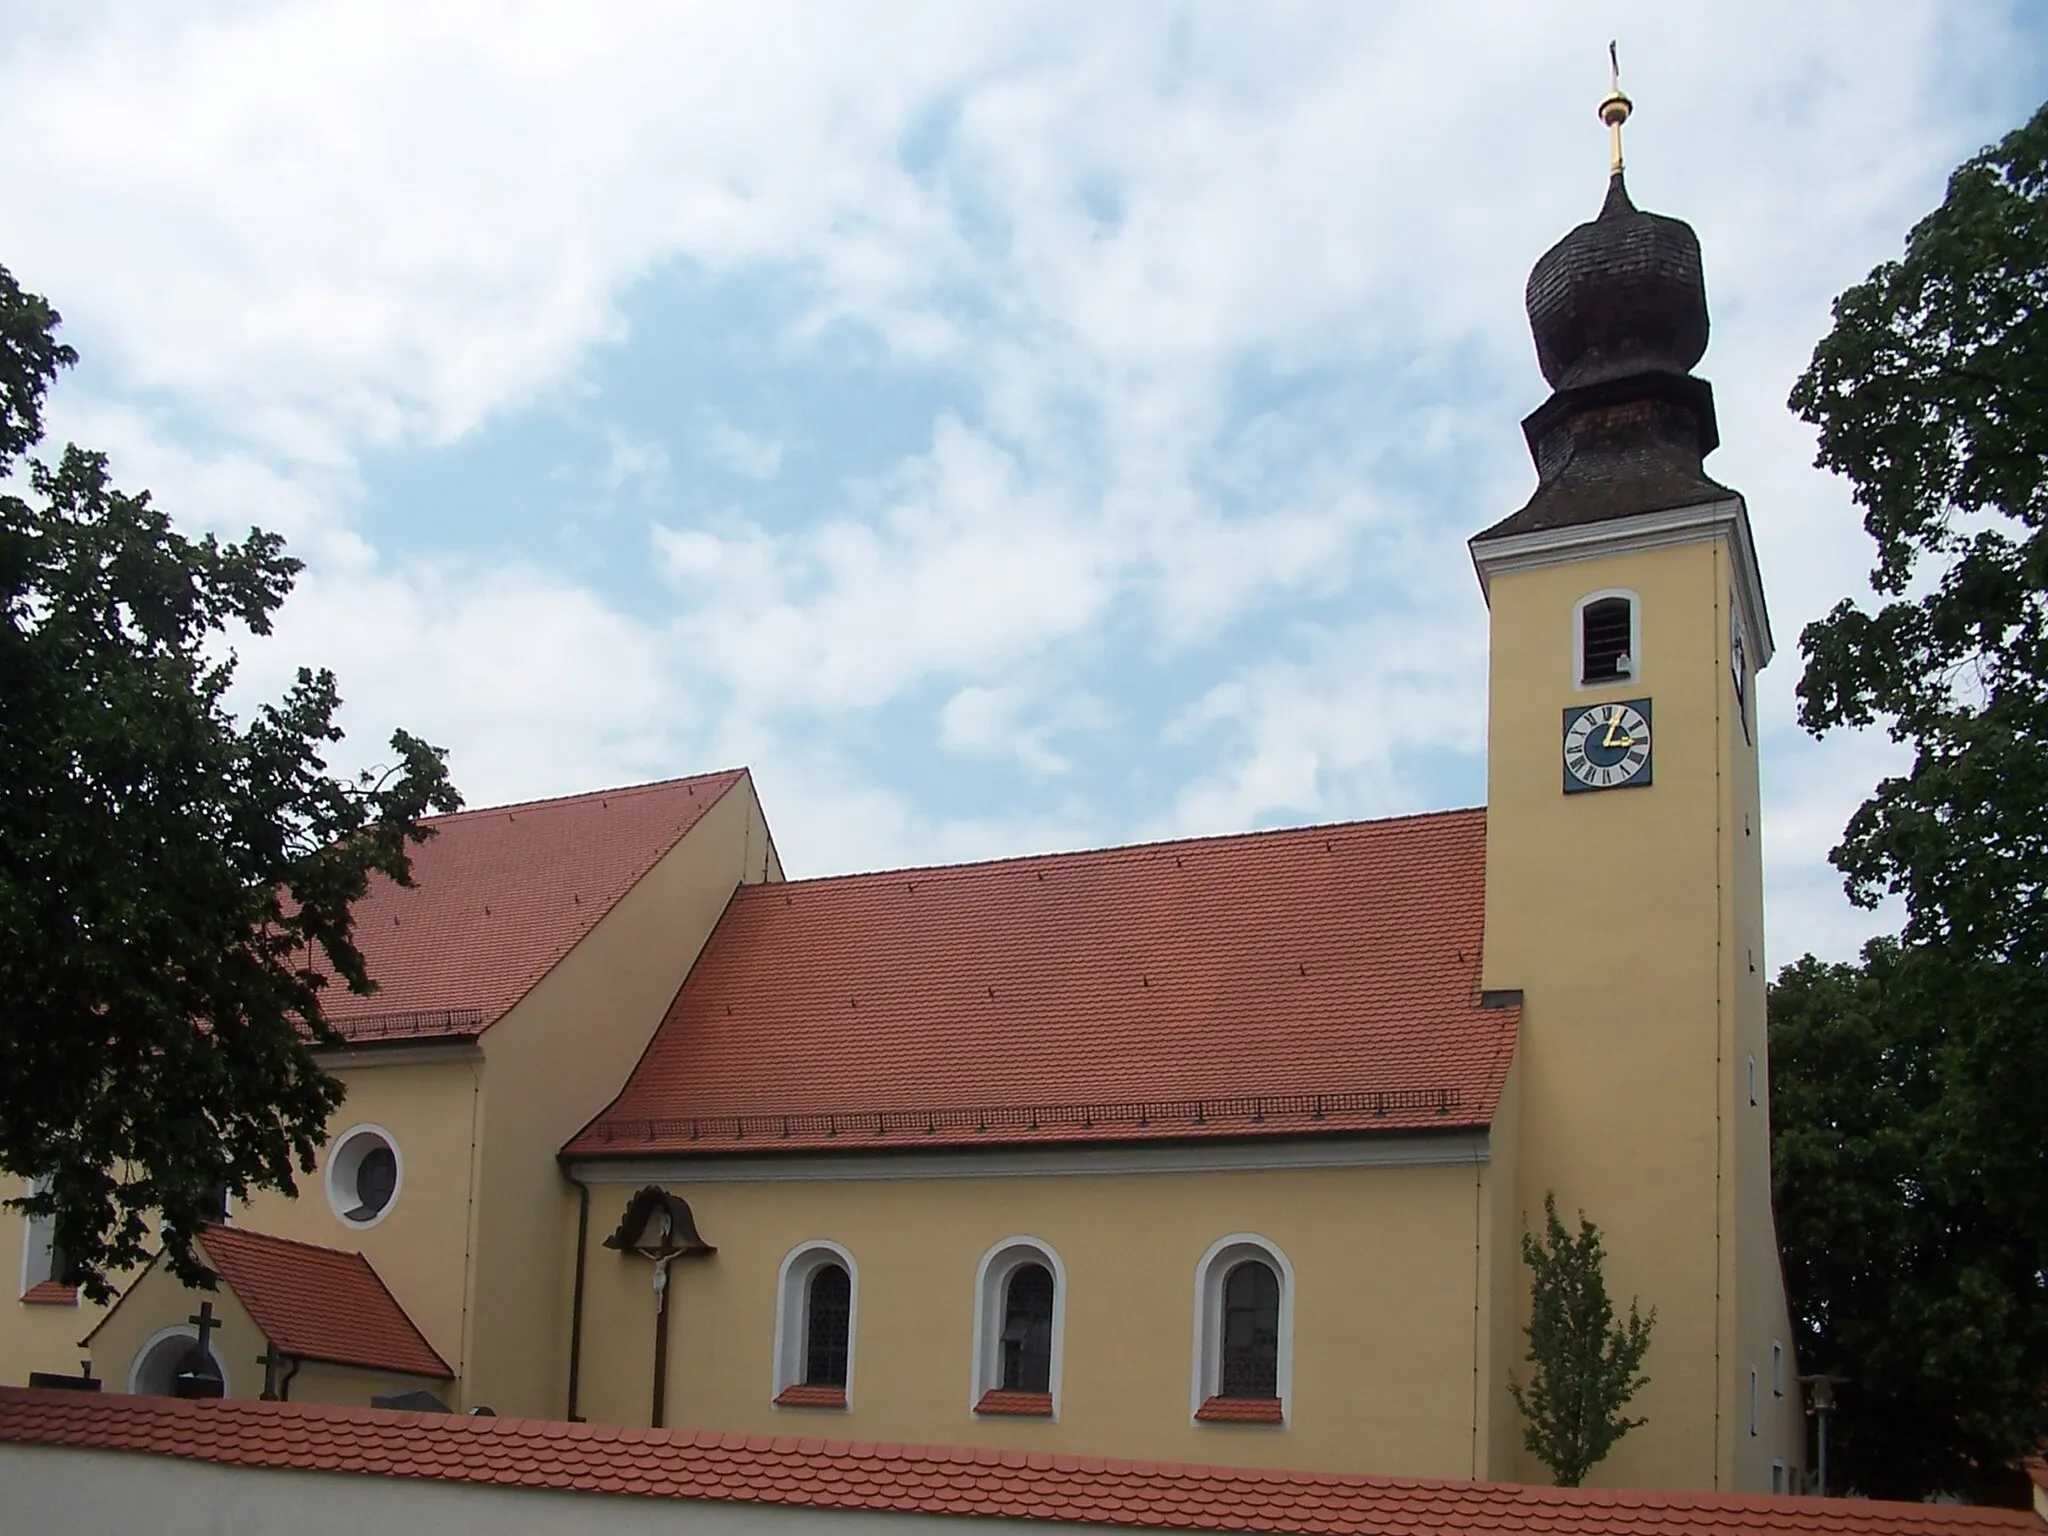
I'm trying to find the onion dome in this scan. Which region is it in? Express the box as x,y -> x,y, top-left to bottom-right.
1525,172 -> 1709,389
1473,63 -> 1730,544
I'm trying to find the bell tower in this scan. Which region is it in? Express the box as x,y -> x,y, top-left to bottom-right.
1471,68 -> 1803,1492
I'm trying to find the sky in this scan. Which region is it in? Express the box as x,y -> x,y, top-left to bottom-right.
3,2 -> 2044,968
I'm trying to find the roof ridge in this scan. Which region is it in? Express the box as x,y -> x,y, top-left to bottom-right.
767,805 -> 1486,890
419,768 -> 748,826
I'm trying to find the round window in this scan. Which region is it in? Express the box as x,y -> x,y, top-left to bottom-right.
326,1125 -> 403,1228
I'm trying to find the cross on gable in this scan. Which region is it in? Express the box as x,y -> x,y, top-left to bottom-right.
187,1301 -> 218,1351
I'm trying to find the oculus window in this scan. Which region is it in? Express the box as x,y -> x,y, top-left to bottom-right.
325,1125 -> 402,1228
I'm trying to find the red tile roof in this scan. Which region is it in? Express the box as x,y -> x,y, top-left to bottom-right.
320,771 -> 748,1043
19,1281 -> 76,1306
0,1389 -> 2034,1536
566,809 -> 1513,1157
194,1226 -> 451,1379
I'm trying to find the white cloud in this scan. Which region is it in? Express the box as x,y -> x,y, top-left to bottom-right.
4,0 -> 2039,967
700,417 -> 785,481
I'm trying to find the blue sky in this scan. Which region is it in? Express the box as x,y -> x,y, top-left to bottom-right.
4,2 -> 2046,965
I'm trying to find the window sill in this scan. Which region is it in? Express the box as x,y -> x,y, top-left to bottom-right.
20,1282 -> 78,1307
974,1390 -> 1053,1417
773,1384 -> 847,1409
1195,1395 -> 1284,1424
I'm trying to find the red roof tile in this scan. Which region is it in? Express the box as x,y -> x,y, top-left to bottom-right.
195,1226 -> 451,1379
320,771 -> 748,1042
19,1281 -> 76,1306
0,1390 -> 2032,1535
566,809 -> 1513,1156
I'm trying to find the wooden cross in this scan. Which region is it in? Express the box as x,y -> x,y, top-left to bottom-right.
256,1340 -> 290,1402
187,1301 -> 218,1355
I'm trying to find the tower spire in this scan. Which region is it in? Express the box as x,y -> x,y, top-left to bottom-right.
1600,42 -> 1632,176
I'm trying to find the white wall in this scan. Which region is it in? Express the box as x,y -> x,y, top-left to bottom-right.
0,1443 -> 1144,1536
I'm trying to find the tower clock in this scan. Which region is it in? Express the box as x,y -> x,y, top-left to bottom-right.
1561,698 -> 1652,792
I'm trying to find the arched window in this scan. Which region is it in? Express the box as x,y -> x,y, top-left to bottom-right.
19,1175 -> 77,1302
973,1238 -> 1064,1417
1192,1234 -> 1292,1426
1576,592 -> 1638,685
1219,1260 -> 1280,1399
804,1263 -> 851,1389
773,1241 -> 857,1409
1000,1263 -> 1055,1393
129,1326 -> 230,1398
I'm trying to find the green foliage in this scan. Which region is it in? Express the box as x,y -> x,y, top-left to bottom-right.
1777,98 -> 2048,1499
1508,1193 -> 1655,1487
1771,949 -> 2048,1500
0,265 -> 460,1297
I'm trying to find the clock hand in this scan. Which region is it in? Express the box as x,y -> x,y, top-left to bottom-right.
1601,708 -> 1633,750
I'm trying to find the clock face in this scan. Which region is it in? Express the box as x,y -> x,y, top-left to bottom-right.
1563,698 -> 1652,793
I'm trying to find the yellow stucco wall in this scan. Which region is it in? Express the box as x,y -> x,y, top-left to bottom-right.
571,1151 -> 1502,1479
464,774 -> 782,1418
1478,523 -> 1802,1491
83,1252 -> 447,1406
213,1052 -> 484,1398
0,1172 -> 104,1386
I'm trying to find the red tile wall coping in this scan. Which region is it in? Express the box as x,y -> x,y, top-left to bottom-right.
18,1281 -> 77,1306
318,770 -> 749,1042
0,1389 -> 2035,1536
1196,1397 -> 1284,1424
193,1226 -> 452,1379
568,808 -> 1517,1158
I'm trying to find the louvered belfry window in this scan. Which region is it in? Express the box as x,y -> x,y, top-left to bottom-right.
1582,596 -> 1634,683
1220,1259 -> 1280,1398
999,1263 -> 1055,1393
803,1263 -> 851,1388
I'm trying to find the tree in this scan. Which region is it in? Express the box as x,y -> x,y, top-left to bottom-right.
0,264 -> 460,1297
1508,1193 -> 1656,1487
1776,98 -> 2048,1498
1770,948 -> 2048,1501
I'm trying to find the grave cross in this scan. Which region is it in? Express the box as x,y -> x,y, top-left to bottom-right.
257,1340 -> 290,1402
173,1301 -> 226,1399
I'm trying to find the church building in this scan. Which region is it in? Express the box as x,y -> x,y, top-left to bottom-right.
3,103 -> 1806,1494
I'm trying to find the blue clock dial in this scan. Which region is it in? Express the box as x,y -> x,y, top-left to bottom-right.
1562,699 -> 1653,793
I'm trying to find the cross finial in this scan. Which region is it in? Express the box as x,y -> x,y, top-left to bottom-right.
1599,41 -> 1633,176
187,1301 -> 218,1351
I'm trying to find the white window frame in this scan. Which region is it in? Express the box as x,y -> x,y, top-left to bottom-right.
1772,1338 -> 1784,1397
18,1176 -> 69,1298
1772,1460 -> 1787,1494
1190,1233 -> 1295,1427
1572,588 -> 1642,690
772,1240 -> 858,1408
324,1123 -> 403,1230
128,1323 -> 231,1397
1749,1366 -> 1759,1436
970,1236 -> 1065,1417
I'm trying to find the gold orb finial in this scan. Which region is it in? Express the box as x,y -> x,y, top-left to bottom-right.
1599,41 -> 1632,175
